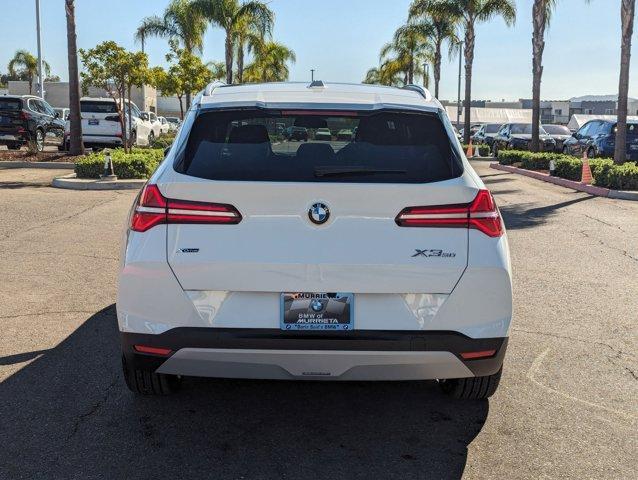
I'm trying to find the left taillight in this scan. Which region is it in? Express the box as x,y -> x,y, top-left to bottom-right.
130,184 -> 242,232
395,189 -> 503,237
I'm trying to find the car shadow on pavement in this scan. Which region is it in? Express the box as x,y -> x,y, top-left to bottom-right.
500,195 -> 593,230
0,305 -> 488,480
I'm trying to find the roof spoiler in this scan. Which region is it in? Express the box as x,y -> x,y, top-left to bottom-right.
402,84 -> 432,101
203,80 -> 227,96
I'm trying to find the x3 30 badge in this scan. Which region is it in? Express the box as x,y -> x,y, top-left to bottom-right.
412,249 -> 456,258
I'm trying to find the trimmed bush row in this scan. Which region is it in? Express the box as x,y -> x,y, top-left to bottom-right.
462,144 -> 491,157
496,150 -> 638,191
75,148 -> 163,179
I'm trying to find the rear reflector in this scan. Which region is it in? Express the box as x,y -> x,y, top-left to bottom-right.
460,349 -> 497,360
133,345 -> 173,356
130,184 -> 242,232
395,189 -> 503,237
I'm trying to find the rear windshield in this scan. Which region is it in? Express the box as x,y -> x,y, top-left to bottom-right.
511,124 -> 546,135
175,109 -> 463,183
543,125 -> 571,135
80,101 -> 118,114
0,98 -> 22,111
485,124 -> 501,133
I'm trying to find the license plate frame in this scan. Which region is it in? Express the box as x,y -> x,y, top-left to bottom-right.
280,292 -> 354,331
88,119 -> 100,125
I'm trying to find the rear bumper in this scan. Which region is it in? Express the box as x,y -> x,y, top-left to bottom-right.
81,135 -> 123,148
121,329 -> 507,381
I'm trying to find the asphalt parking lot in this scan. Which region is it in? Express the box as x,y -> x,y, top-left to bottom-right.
0,161 -> 636,480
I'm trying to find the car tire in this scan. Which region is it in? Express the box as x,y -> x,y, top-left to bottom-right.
562,146 -> 570,155
148,132 -> 155,146
439,367 -> 502,400
29,129 -> 45,153
492,144 -> 498,158
121,355 -> 180,395
587,147 -> 596,159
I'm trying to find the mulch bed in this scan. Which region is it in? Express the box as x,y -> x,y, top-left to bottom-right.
0,150 -> 81,163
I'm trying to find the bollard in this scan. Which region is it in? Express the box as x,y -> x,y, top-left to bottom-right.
101,149 -> 118,181
549,159 -> 556,176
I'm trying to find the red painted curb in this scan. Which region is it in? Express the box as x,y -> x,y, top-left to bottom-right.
490,163 -> 611,197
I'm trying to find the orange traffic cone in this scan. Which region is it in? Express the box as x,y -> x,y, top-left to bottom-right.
581,150 -> 593,184
466,140 -> 474,158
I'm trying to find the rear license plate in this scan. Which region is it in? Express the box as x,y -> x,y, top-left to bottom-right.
88,119 -> 99,125
281,292 -> 353,331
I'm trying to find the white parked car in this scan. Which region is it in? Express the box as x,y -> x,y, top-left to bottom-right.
141,110 -> 162,138
165,116 -> 181,132
118,81 -> 512,399
157,116 -> 170,135
64,97 -> 154,149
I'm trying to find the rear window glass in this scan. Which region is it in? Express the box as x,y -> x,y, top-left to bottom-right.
80,101 -> 118,114
543,125 -> 571,135
0,98 -> 22,111
485,124 -> 501,133
175,109 -> 463,183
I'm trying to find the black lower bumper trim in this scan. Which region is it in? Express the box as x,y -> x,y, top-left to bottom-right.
121,328 -> 508,378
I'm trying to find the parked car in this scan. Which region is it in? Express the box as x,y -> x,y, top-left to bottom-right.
158,116 -> 170,135
0,95 -> 65,152
62,97 -> 154,150
315,127 -> 332,141
141,111 -> 162,138
283,126 -> 308,141
165,116 -> 181,132
562,119 -> 638,160
452,125 -> 462,143
459,123 -> 483,139
336,129 -> 353,141
118,81 -> 511,400
492,123 -> 556,156
542,124 -> 572,152
472,123 -> 502,150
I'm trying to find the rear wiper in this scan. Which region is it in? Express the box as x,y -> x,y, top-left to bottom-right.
314,166 -> 407,177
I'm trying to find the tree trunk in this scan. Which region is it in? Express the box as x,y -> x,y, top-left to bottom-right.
237,42 -> 244,84
127,84 -> 133,152
463,22 -> 475,145
28,76 -> 33,95
65,0 -> 84,155
531,0 -> 547,153
434,37 -> 442,99
120,86 -> 128,153
614,0 -> 636,165
225,32 -> 234,84
178,96 -> 184,119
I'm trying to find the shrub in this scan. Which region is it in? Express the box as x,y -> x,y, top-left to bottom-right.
150,136 -> 175,149
462,144 -> 491,157
500,150 -> 638,190
75,148 -> 162,179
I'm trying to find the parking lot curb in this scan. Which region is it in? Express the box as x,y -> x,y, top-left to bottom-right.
51,173 -> 146,190
0,161 -> 75,170
489,163 -> 638,201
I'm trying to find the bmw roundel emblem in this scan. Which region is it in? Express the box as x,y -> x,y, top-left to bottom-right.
310,299 -> 324,312
309,202 -> 330,225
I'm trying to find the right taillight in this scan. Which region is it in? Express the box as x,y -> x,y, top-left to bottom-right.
130,184 -> 242,232
395,189 -> 503,237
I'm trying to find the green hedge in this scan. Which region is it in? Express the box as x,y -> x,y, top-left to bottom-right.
462,144 -> 491,157
150,135 -> 175,149
497,150 -> 638,190
75,148 -> 163,179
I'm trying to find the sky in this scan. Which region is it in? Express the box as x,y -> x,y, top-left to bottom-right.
0,0 -> 634,101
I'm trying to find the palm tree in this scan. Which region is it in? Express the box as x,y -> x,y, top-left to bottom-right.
136,0 -> 207,107
8,50 -> 51,94
614,0 -> 636,165
64,0 -> 84,156
380,21 -> 434,85
433,0 -> 516,143
243,41 -> 296,83
409,0 -> 459,98
192,0 -> 274,84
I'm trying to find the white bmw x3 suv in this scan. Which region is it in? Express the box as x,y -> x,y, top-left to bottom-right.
118,81 -> 512,399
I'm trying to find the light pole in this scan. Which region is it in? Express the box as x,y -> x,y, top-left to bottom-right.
35,0 -> 44,99
311,69 -> 315,82
456,41 -> 463,128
